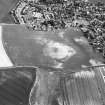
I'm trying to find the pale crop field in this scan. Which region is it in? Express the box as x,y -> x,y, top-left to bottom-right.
0,26 -> 13,67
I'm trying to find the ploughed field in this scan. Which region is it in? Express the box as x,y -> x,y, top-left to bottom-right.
0,66 -> 105,105
64,66 -> 105,105
26,66 -> 105,105
0,67 -> 36,105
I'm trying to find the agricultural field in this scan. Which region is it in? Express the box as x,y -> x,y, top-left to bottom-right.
0,0 -> 105,105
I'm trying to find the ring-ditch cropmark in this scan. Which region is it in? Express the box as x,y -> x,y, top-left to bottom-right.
34,35 -> 77,68
43,41 -> 76,61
